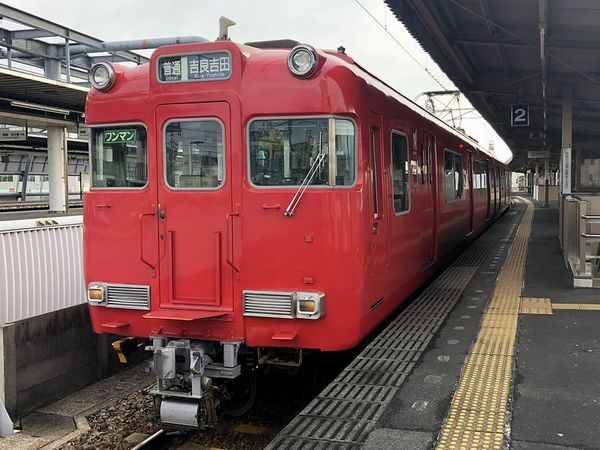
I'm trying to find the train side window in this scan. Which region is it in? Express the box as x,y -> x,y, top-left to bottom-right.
474,160 -> 487,189
371,127 -> 379,218
391,131 -> 410,213
420,143 -> 426,185
164,120 -> 224,189
333,119 -> 356,186
427,141 -> 433,184
444,149 -> 464,202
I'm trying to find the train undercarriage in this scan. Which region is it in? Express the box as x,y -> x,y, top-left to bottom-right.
146,337 -> 303,429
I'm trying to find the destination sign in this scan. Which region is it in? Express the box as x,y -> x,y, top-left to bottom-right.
103,129 -> 137,144
158,51 -> 232,83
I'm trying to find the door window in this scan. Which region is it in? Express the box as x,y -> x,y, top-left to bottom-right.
164,119 -> 224,189
444,149 -> 464,201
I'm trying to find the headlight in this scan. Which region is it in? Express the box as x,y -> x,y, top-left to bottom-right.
296,292 -> 325,319
88,283 -> 106,304
288,44 -> 319,78
89,62 -> 116,91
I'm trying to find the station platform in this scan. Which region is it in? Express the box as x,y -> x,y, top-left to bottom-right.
269,196 -> 600,450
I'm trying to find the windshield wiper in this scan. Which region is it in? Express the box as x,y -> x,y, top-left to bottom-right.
284,133 -> 326,217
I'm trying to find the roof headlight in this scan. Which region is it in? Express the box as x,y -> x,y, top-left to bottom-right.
89,62 -> 116,91
288,44 -> 319,78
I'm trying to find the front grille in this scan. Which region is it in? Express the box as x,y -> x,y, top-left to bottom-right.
106,284 -> 150,310
243,290 -> 295,318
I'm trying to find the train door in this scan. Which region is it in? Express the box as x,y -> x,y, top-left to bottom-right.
368,113 -> 388,279
467,150 -> 474,235
421,131 -> 436,266
154,102 -> 234,315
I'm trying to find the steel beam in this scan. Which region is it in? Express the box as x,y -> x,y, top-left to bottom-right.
0,3 -> 147,64
407,0 -> 474,84
478,0 -> 511,75
452,34 -> 600,52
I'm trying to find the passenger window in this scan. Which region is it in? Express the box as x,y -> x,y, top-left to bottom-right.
474,161 -> 487,189
420,144 -> 426,184
164,120 -> 224,189
444,149 -> 464,201
333,119 -> 356,186
247,118 -> 356,187
391,132 -> 410,213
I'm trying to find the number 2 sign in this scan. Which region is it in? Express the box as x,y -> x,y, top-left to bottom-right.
511,104 -> 529,127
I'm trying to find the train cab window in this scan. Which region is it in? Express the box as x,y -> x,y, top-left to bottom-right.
164,120 -> 224,189
444,149 -> 464,202
91,125 -> 147,188
248,118 -> 355,187
391,131 -> 410,213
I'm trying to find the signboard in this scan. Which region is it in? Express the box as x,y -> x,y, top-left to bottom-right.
158,51 -> 232,83
511,104 -> 529,127
0,128 -> 26,141
103,129 -> 137,144
78,127 -> 89,139
561,147 -> 572,194
527,150 -> 550,159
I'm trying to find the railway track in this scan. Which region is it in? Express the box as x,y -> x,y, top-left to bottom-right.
130,430 -> 188,450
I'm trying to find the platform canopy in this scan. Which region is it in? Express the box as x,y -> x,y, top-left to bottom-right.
386,0 -> 600,171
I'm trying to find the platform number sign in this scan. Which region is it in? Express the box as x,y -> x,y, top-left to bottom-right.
511,104 -> 529,127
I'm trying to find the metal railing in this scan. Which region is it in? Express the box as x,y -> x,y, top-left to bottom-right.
563,194 -> 600,281
0,216 -> 85,324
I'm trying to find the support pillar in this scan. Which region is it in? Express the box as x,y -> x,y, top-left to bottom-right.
47,127 -> 68,213
559,84 -> 573,248
544,158 -> 549,207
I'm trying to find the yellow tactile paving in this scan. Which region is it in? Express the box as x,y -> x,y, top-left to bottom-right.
436,198 -> 534,450
551,303 -> 600,311
520,297 -> 553,315
551,303 -> 580,310
577,304 -> 600,311
518,301 -> 600,313
444,408 -> 506,433
479,313 -> 518,330
471,335 -> 515,357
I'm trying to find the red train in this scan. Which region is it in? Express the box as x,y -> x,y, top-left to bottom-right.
84,39 -> 510,428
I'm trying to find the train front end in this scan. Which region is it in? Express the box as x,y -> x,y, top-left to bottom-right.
84,40 -> 367,428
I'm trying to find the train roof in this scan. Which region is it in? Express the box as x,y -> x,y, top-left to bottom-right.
312,47 -> 499,162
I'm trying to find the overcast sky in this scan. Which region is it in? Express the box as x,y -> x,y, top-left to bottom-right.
5,0 -> 512,162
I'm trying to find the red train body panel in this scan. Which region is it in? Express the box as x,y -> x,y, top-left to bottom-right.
84,40 -> 510,354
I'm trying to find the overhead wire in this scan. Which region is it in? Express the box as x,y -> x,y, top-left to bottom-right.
354,0 -> 448,90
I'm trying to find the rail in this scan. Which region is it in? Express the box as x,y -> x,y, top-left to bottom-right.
563,194 -> 600,283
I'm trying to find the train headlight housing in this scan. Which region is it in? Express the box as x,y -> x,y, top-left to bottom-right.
89,62 -> 116,91
296,292 -> 324,319
88,283 -> 106,304
288,44 -> 319,78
